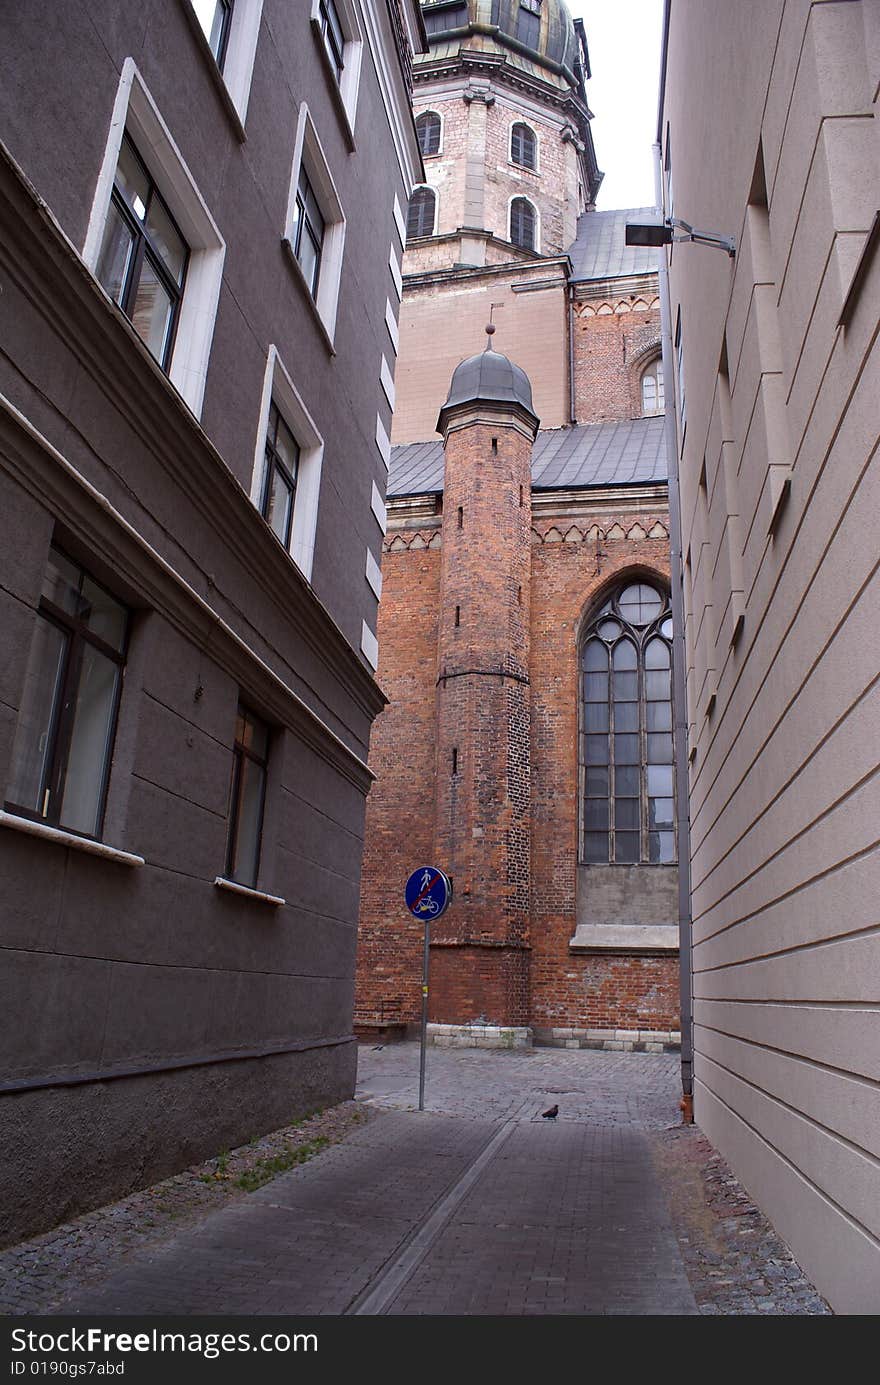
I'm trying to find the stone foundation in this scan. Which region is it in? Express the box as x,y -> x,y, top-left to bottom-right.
533,1027 -> 681,1053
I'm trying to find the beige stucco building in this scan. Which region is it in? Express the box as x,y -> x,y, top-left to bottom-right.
660,0 -> 880,1313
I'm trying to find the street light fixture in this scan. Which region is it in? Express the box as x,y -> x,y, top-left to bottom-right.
626,215 -> 735,258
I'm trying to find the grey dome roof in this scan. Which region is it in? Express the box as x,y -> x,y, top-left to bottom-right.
420,1 -> 582,79
441,347 -> 535,416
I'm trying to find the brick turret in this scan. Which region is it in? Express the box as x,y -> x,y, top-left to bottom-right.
430,339 -> 539,1027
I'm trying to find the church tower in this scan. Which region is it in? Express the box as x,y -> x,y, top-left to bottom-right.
431,336 -> 538,1027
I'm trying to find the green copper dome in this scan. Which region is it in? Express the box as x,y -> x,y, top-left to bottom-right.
420,0 -> 585,84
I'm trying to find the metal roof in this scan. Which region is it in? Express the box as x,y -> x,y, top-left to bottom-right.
568,207 -> 660,282
388,415 -> 668,496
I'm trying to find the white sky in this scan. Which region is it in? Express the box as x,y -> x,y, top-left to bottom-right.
568,0 -> 664,211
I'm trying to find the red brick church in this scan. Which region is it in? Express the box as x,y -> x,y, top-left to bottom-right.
355,0 -> 681,1051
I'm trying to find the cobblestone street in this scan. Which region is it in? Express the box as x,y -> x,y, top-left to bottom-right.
0,1044 -> 830,1316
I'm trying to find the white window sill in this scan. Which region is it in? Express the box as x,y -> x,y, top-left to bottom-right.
214,876 -> 286,906
310,19 -> 357,153
281,239 -> 337,356
0,810 -> 145,866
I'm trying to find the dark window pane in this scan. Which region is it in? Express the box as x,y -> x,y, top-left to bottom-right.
614,831 -> 639,863
614,733 -> 639,764
43,549 -> 86,618
115,138 -> 150,221
646,669 -> 671,701
613,701 -> 638,732
649,830 -> 676,863
613,671 -> 638,701
584,733 -> 608,765
618,583 -> 663,625
583,831 -> 608,863
647,732 -> 673,763
583,640 -> 608,672
584,799 -> 608,830
265,465 -> 294,544
510,197 -> 535,250
146,195 -> 187,286
230,754 -> 266,888
130,258 -> 174,364
612,639 -> 637,669
298,227 -> 320,294
585,765 -> 608,797
6,616 -> 68,815
649,797 -> 675,828
407,187 -> 436,239
82,576 -> 128,653
511,122 -> 536,169
273,414 -> 300,474
647,764 -> 673,797
615,798 -> 639,829
615,765 -> 639,796
645,638 -> 670,669
96,201 -> 135,306
59,645 -> 120,836
646,700 -> 672,731
238,707 -> 269,760
584,701 -> 609,733
583,672 -> 607,702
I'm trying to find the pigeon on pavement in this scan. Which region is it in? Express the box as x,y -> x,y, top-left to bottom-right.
542,1104 -> 559,1119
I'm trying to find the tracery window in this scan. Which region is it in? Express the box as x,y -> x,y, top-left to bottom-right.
581,580 -> 676,865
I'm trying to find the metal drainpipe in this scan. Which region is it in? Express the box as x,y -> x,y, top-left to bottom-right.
653,140 -> 694,1117
568,283 -> 577,424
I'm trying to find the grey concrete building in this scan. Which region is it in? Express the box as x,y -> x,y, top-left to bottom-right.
658,0 -> 880,1313
0,0 -> 423,1244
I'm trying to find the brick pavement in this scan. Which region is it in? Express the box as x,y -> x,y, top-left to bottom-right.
0,1044 -> 831,1316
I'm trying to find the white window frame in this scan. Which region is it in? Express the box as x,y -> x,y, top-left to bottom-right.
310,0 -> 364,140
415,108 -> 444,158
82,58 -> 226,419
283,105 -> 346,346
509,119 -> 539,173
183,0 -> 263,131
250,347 -> 324,582
508,193 -> 540,253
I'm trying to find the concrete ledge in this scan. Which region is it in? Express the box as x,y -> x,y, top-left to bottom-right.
569,923 -> 680,952
427,1023 -> 532,1049
534,1026 -> 681,1053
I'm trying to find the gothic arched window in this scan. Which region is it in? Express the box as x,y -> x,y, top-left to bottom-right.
416,111 -> 441,157
511,122 -> 536,170
510,196 -> 536,251
581,580 -> 676,865
641,357 -> 665,415
407,186 -> 436,240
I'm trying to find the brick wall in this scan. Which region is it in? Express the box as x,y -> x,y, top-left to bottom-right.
573,291 -> 662,424
355,500 -> 681,1034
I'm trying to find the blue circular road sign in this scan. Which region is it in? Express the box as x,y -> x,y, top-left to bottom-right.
405,866 -> 452,920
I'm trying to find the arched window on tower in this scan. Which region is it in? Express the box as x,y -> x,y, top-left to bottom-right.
416,111 -> 441,158
510,122 -> 537,170
581,580 -> 676,865
641,357 -> 665,415
510,196 -> 536,251
407,186 -> 436,240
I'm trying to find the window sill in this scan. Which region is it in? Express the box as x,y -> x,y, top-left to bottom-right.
0,810 -> 145,866
569,924 -> 679,953
179,1 -> 247,142
310,18 -> 357,153
214,876 -> 286,906
281,239 -> 337,355
509,161 -> 539,177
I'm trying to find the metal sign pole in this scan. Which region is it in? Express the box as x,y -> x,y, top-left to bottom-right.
419,913 -> 430,1112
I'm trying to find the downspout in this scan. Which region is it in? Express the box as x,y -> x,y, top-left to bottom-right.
568,283 -> 577,424
653,137 -> 694,1119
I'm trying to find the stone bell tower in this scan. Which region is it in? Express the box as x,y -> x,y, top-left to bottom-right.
429,332 -> 539,1030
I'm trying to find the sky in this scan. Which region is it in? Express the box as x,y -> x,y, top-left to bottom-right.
568,0 -> 664,211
